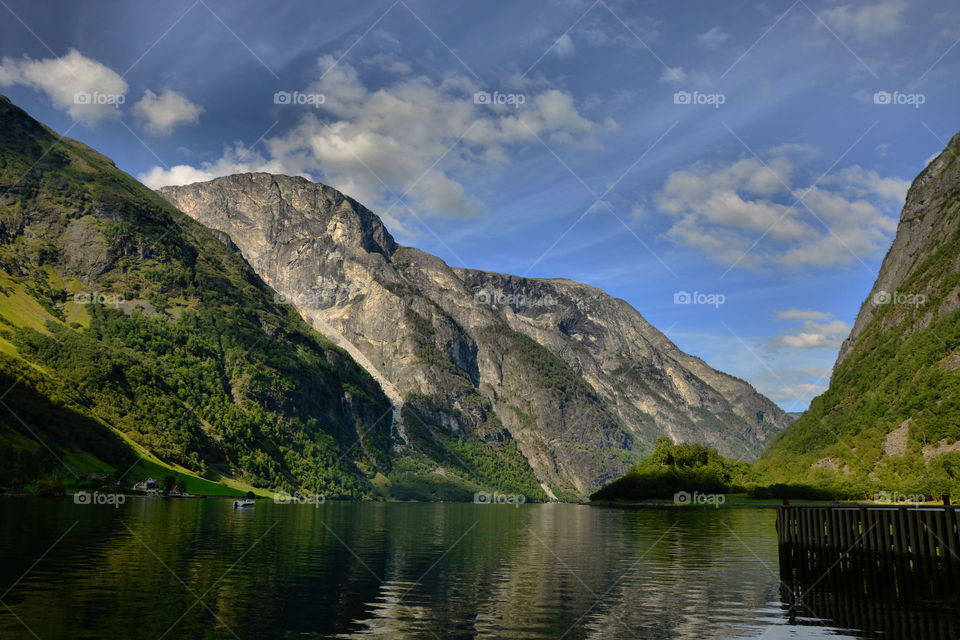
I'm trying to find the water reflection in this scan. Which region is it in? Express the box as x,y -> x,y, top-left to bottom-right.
779,546 -> 960,638
0,500 -> 954,639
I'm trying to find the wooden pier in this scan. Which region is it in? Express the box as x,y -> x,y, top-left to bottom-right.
776,504 -> 960,563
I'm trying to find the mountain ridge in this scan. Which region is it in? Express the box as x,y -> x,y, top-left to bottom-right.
837,132 -> 960,365
159,171 -> 791,498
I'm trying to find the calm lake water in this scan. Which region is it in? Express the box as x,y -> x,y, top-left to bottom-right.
1,500 -> 958,639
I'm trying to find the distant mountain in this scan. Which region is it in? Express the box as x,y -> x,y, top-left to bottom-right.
759,133 -> 960,497
0,94 -> 394,498
160,173 -> 790,499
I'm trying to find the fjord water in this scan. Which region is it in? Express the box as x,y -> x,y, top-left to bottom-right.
0,500 -> 949,640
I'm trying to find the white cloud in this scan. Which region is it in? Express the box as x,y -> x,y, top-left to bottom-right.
659,66 -> 686,83
133,89 -> 203,136
694,332 -> 834,409
141,56 -> 612,220
0,48 -> 127,124
821,1 -> 906,40
821,165 -> 909,203
553,34 -> 576,58
656,147 -> 905,270
776,308 -> 831,320
775,317 -> 850,349
698,27 -> 730,49
139,143 -> 305,189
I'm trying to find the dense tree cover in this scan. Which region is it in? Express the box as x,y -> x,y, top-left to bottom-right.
0,353 -> 136,491
390,396 -> 547,501
3,282 -> 393,497
590,437 -> 752,501
8,294 -> 394,495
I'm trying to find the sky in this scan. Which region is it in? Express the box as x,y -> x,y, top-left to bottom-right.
1,0 -> 958,411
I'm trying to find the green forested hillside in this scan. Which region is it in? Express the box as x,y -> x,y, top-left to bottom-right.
0,94 -> 393,497
756,134 -> 960,500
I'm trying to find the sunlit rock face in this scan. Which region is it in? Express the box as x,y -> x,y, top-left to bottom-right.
161,173 -> 789,498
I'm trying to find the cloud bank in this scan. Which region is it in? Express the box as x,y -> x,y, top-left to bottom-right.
140,55 -> 614,220
0,49 -> 127,124
656,148 -> 909,270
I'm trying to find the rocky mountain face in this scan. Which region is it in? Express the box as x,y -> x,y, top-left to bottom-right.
838,136 -> 960,365
759,133 -> 960,494
160,173 -> 790,499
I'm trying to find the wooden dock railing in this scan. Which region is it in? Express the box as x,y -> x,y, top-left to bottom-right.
776,504 -> 960,562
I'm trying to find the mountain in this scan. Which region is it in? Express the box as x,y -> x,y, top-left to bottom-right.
758,133 -> 960,497
0,94 -> 397,498
159,173 -> 790,499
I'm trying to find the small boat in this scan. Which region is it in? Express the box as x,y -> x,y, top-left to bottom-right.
233,498 -> 255,509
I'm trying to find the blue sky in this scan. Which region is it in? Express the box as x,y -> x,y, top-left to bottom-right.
1,0 -> 958,410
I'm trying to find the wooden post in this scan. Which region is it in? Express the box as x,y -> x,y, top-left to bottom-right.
895,506 -> 907,554
923,511 -> 935,557
940,499 -> 958,563
934,508 -> 947,560
862,507 -> 871,552
879,509 -> 889,559
907,508 -> 920,556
